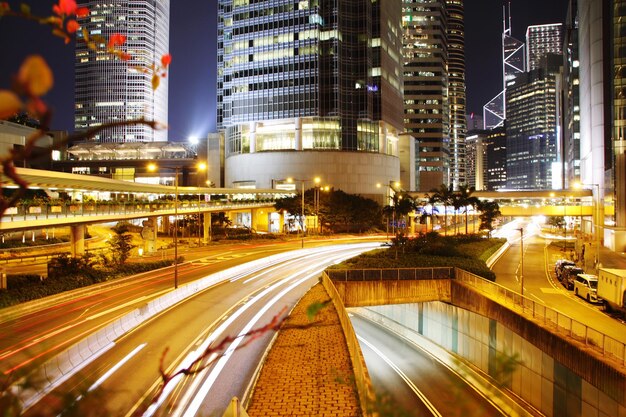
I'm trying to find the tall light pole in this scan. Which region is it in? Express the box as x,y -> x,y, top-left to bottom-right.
196,162 -> 207,248
148,162 -> 204,289
287,177 -> 321,248
518,227 -> 524,297
378,181 -> 400,243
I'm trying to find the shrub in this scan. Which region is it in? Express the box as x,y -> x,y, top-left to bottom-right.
330,233 -> 505,281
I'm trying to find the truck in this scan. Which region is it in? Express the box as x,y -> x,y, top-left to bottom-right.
597,268 -> 626,313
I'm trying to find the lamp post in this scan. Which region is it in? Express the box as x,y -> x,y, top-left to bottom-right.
287,176 -> 321,248
148,164 -> 180,289
378,181 -> 401,243
148,162 -> 205,289
196,162 -> 207,248
518,227 -> 524,297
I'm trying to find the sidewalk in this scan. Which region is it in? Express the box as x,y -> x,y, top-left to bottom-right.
246,283 -> 360,417
550,235 -> 626,274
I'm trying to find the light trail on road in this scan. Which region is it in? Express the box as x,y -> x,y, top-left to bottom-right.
19,243 -> 380,417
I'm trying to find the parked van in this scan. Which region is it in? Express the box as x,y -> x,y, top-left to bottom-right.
574,274 -> 601,303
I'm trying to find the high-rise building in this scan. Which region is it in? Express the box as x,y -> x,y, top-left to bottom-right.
402,0 -> 449,191
561,0 -> 580,189
526,23 -> 564,71
506,55 -> 561,190
446,0 -> 467,190
74,1 -> 170,143
464,132 -> 483,190
483,127 -> 507,191
483,5 -> 526,130
217,0 -> 409,198
578,0 -> 626,251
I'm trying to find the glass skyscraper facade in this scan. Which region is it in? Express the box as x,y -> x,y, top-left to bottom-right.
446,0 -> 467,190
74,0 -> 170,143
506,56 -> 560,190
218,0 -> 406,196
402,0 -> 449,192
526,23 -> 564,72
218,0 -> 403,156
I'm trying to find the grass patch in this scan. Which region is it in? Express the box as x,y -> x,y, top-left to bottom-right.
331,233 -> 505,281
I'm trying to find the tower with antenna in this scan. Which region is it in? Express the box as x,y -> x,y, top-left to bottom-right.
483,3 -> 526,130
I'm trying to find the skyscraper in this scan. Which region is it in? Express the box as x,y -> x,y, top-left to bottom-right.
217,0 -> 407,197
402,0 -> 449,191
446,0 -> 467,190
506,55 -> 560,190
526,23 -> 564,71
483,5 -> 526,130
74,1 -> 170,143
578,0 -> 626,251
561,0 -> 580,189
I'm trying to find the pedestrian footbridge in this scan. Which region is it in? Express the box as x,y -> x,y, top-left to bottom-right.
0,168 -> 290,255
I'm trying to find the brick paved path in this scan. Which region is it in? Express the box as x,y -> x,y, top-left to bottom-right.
247,283 -> 361,417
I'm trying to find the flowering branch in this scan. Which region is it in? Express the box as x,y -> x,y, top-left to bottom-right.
0,0 -> 172,215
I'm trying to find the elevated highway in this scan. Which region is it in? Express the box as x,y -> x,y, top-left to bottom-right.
0,168 -> 288,255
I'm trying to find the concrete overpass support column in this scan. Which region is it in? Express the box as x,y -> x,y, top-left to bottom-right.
203,212 -> 211,243
160,215 -> 170,234
279,211 -> 286,233
142,217 -> 157,254
70,224 -> 85,257
251,208 -> 270,233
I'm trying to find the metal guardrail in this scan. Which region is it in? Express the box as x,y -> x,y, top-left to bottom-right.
326,267 -> 454,281
327,265 -> 626,367
455,268 -> 626,367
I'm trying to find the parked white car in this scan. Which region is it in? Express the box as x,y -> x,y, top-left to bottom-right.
574,274 -> 602,303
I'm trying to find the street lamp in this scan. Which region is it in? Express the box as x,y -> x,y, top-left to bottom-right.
148,163 -> 179,288
286,176 -> 321,248
377,181 -> 401,243
313,177 -> 321,235
147,162 -> 205,289
518,227 -> 524,297
196,162 -> 207,248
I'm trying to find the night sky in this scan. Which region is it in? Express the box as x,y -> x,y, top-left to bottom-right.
1,0 -> 569,139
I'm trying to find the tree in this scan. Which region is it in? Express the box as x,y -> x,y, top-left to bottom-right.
457,184 -> 479,234
108,223 -> 135,265
429,184 -> 454,236
418,193 -> 439,232
477,200 -> 502,237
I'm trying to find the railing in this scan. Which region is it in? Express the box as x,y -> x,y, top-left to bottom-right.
1,200 -> 274,222
455,268 -> 626,367
327,267 -> 454,281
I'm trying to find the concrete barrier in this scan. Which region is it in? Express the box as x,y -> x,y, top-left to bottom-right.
322,272 -> 375,417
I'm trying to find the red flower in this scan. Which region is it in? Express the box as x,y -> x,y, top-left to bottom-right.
66,20 -> 79,33
161,53 -> 172,68
76,7 -> 89,18
107,33 -> 126,49
53,0 -> 77,16
120,52 -> 132,61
